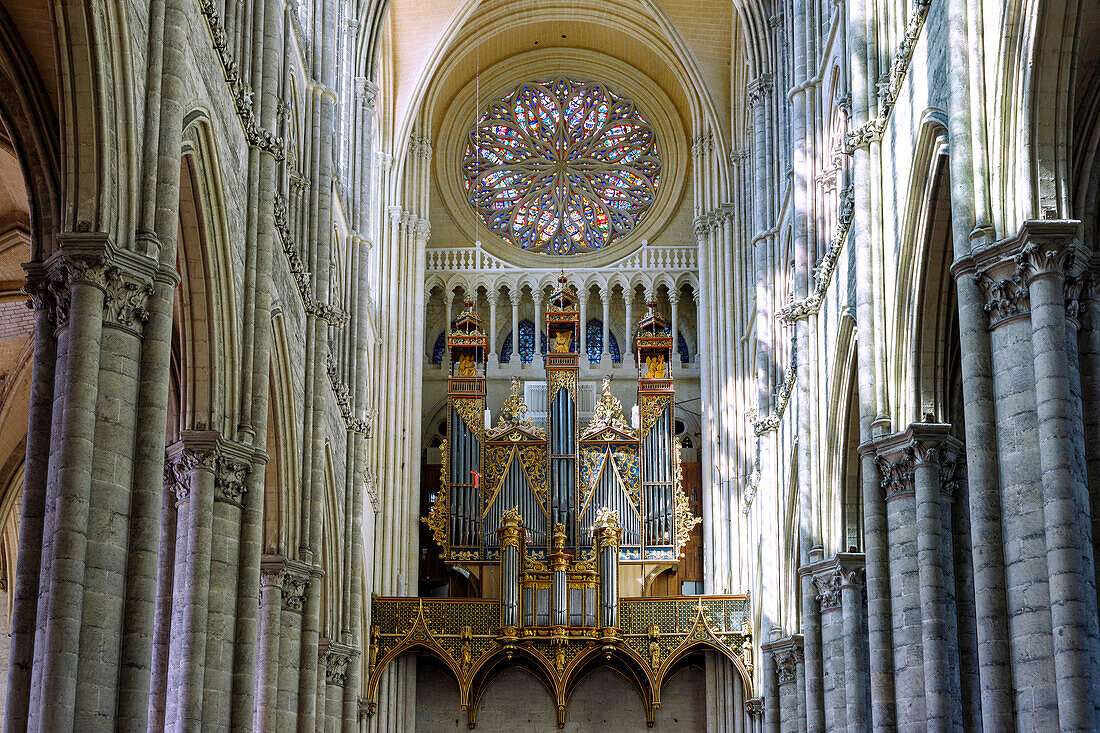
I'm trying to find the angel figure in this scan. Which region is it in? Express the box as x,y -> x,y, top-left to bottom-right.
645,353 -> 666,379
552,330 -> 571,353
457,353 -> 477,377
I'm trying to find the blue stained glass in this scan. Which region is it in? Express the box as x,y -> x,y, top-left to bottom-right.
585,319 -> 621,364
500,320 -> 547,364
430,332 -> 446,365
677,331 -> 691,364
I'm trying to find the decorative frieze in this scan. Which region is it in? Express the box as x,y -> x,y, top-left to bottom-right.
195,0 -> 285,161
778,185 -> 855,324
753,361 -> 797,436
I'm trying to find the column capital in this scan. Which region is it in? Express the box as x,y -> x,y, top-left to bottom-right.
973,220 -> 1089,326
799,552 -> 865,610
323,641 -> 357,686
40,235 -> 158,333
746,697 -> 764,718
872,423 -> 963,500
746,74 -> 773,109
164,430 -> 257,508
530,287 -> 544,305
761,635 -> 804,686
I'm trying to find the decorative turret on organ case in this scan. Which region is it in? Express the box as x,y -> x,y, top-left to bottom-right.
443,301 -> 486,556
545,273 -> 580,545
635,302 -> 678,557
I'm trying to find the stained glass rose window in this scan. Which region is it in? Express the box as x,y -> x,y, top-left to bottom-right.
462,78 -> 661,256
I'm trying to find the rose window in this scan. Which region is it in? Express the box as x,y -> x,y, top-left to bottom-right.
462,78 -> 661,256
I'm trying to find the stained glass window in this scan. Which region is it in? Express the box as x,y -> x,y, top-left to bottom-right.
585,319 -> 621,364
431,332 -> 446,365
677,331 -> 691,364
500,320 -> 547,363
462,78 -> 661,256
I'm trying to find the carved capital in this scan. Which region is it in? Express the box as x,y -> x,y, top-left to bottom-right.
874,423 -> 961,500
163,442 -> 218,504
812,571 -> 843,613
281,560 -> 312,612
102,266 -> 154,333
772,643 -> 803,685
746,75 -> 773,109
974,270 -> 1029,325
324,643 -> 356,686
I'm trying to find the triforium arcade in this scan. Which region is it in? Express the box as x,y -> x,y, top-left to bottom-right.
367,277 -> 752,728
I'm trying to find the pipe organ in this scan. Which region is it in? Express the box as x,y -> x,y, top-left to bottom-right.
426,276 -> 698,572
383,278 -> 749,729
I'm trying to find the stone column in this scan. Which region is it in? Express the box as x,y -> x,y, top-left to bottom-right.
254,557 -> 284,731
532,287 -> 544,357
444,291 -> 455,364
624,288 -> 635,364
973,223 -> 1098,729
5,274 -> 55,731
488,289 -> 498,363
601,287 -> 611,363
578,290 -> 588,361
1078,272 -> 1100,615
1015,225 -> 1100,730
201,439 -> 253,729
163,433 -> 218,731
840,569 -> 868,733
814,569 -> 845,732
771,638 -> 803,733
799,554 -> 824,733
510,290 -> 520,364
909,425 -> 963,732
760,639 -> 780,733
277,560 -> 311,731
669,290 -> 679,369
874,436 -> 925,731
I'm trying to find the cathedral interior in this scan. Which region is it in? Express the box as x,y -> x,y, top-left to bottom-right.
0,0 -> 1097,731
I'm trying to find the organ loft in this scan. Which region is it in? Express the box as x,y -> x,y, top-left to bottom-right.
366,277 -> 750,728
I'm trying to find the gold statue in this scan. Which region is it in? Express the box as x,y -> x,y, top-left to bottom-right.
457,353 -> 477,377
552,330 -> 571,353
460,625 -> 473,671
647,625 -> 661,670
644,353 -> 666,379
